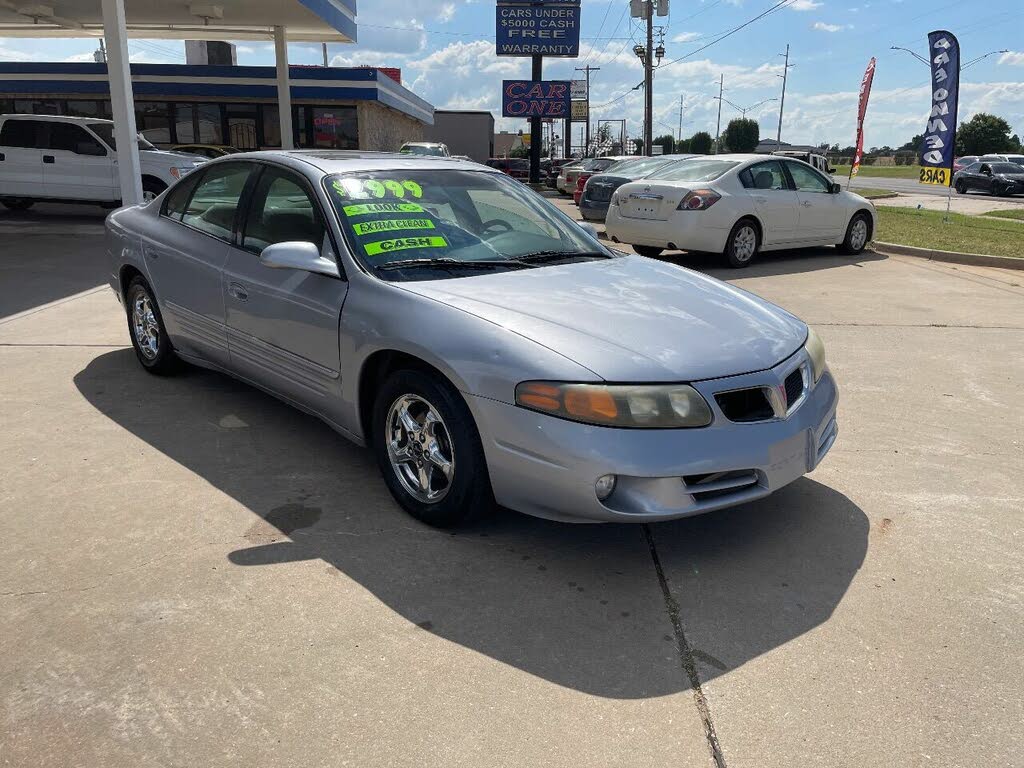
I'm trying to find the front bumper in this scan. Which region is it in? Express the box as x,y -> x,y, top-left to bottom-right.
605,206 -> 731,252
468,349 -> 839,523
579,197 -> 609,221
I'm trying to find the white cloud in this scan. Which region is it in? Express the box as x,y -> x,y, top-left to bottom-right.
999,51 -> 1024,67
788,0 -> 823,10
438,2 -> 456,23
812,22 -> 845,32
0,45 -> 37,61
671,32 -> 700,43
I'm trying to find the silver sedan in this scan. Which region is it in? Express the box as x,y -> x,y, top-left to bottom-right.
105,151 -> 838,526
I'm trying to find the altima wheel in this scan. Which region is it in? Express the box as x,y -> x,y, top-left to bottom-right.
725,219 -> 760,268
837,212 -> 872,255
373,369 -> 494,527
955,180 -> 966,194
125,277 -> 179,375
386,394 -> 455,503
142,178 -> 167,203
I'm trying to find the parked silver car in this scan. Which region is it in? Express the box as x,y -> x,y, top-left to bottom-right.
105,151 -> 839,526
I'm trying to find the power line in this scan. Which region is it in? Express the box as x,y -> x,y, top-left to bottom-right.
579,0 -> 615,66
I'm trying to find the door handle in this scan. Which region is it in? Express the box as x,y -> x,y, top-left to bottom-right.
43,155 -> 55,164
801,201 -> 812,207
227,282 -> 248,302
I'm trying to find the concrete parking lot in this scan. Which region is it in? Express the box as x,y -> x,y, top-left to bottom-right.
1,206 -> 1022,767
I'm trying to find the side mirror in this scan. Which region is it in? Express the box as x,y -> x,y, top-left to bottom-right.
259,241 -> 340,278
76,142 -> 106,156
829,182 -> 842,194
579,222 -> 599,239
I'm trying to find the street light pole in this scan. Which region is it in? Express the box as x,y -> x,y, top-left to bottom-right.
575,64 -> 600,156
644,2 -> 654,155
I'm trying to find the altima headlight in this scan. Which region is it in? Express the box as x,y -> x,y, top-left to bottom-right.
515,382 -> 713,428
804,327 -> 827,383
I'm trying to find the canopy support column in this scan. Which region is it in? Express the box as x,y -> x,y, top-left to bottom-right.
101,0 -> 142,205
274,26 -> 294,150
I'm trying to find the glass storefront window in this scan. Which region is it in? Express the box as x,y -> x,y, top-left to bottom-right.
135,102 -> 171,144
196,103 -> 224,144
311,106 -> 357,149
226,103 -> 258,150
14,99 -> 61,115
66,100 -> 111,119
174,104 -> 196,143
262,104 -> 281,148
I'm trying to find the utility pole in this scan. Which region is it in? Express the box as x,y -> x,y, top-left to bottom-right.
575,64 -> 599,157
321,43 -> 329,67
529,54 -> 542,184
644,3 -> 654,155
776,43 -> 793,146
714,73 -> 724,154
677,94 -> 684,148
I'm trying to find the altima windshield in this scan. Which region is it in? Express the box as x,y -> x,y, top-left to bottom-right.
326,170 -> 610,279
647,158 -> 740,182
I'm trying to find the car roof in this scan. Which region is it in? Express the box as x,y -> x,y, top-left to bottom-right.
215,149 -> 500,175
0,113 -> 111,124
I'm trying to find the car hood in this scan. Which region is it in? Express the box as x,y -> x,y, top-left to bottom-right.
139,149 -> 206,167
996,173 -> 1024,181
400,256 -> 807,381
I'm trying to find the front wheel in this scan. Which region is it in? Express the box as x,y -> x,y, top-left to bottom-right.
142,178 -> 167,203
125,277 -> 180,375
837,212 -> 872,255
954,180 -> 966,195
633,245 -> 664,258
725,219 -> 760,268
372,370 -> 494,527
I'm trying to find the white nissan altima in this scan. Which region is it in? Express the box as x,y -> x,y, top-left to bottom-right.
605,154 -> 877,268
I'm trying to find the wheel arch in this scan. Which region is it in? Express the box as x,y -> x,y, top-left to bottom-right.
731,214 -> 764,243
851,207 -> 875,240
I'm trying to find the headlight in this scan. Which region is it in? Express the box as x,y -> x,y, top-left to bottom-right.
804,327 -> 826,383
515,381 -> 713,428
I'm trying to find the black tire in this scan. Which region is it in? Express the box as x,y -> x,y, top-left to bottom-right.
372,369 -> 494,527
142,177 -> 167,203
633,245 -> 664,258
990,183 -> 1003,197
954,180 -> 966,195
125,277 -> 180,375
725,218 -> 760,268
2,199 -> 34,211
837,211 -> 872,255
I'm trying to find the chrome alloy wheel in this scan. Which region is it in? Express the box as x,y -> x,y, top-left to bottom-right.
849,218 -> 869,250
131,292 -> 159,360
732,225 -> 757,262
142,189 -> 158,203
385,394 -> 455,503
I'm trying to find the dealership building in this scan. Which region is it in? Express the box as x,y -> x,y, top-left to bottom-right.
0,60 -> 434,151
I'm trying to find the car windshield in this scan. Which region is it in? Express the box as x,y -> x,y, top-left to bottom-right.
647,158 -> 740,182
1004,156 -> 1024,166
88,123 -> 156,151
325,170 -> 609,280
402,144 -> 445,157
990,163 -> 1022,174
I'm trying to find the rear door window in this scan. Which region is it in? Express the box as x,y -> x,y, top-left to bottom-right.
181,163 -> 253,241
740,161 -> 790,191
48,122 -> 105,154
0,119 -> 46,149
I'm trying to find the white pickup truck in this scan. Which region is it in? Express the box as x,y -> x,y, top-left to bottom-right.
0,114 -> 205,210
771,149 -> 835,176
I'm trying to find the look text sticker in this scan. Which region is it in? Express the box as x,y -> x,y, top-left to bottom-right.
352,218 -> 436,236
364,236 -> 448,256
342,202 -> 424,217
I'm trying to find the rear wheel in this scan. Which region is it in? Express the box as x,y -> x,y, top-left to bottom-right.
725,219 -> 760,268
837,212 -> 871,255
125,277 -> 180,375
372,369 -> 494,527
633,245 -> 664,258
2,199 -> 34,211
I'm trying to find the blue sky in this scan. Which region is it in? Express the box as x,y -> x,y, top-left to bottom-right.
2,0 -> 1022,149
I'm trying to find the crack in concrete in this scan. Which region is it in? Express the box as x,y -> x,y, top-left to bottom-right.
643,525 -> 727,768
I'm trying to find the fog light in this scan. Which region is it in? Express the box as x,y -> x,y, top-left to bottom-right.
595,474 -> 617,501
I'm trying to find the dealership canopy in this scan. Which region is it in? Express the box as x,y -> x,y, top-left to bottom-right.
0,0 -> 357,202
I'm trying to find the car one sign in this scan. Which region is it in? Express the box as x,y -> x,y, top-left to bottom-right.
496,0 -> 582,57
502,80 -> 572,118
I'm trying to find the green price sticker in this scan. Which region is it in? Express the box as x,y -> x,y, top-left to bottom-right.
352,218 -> 436,236
364,236 -> 448,256
342,202 -> 425,217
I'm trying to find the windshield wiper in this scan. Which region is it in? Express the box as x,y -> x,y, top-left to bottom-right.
513,250 -> 613,265
376,257 -> 529,272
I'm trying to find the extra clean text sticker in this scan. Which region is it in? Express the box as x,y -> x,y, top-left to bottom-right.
352,218 -> 436,236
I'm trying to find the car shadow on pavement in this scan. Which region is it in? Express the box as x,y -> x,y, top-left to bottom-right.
74,350 -> 868,700
657,246 -> 889,279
